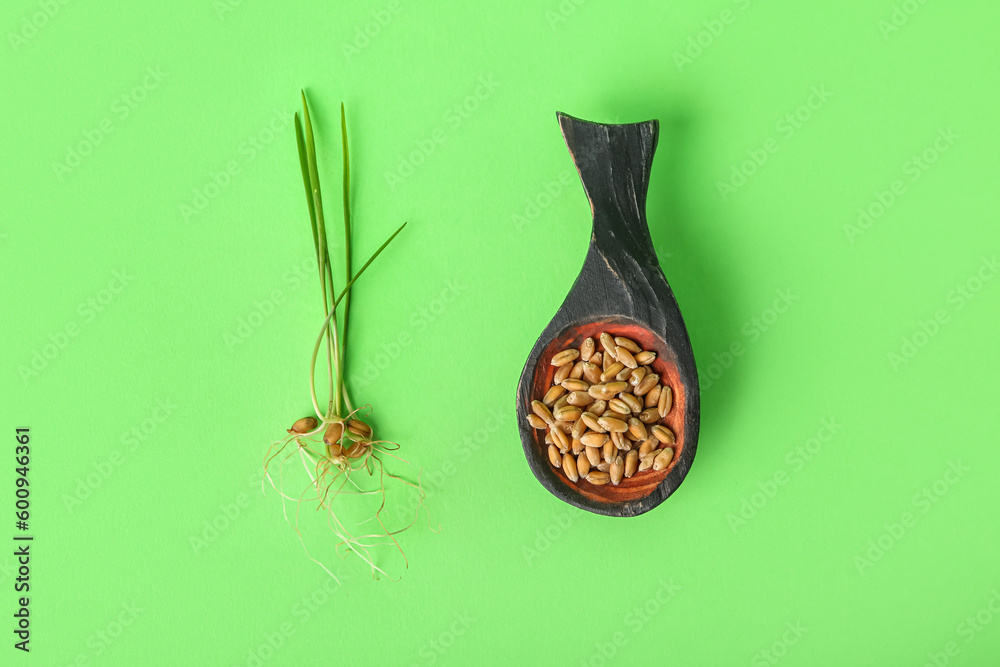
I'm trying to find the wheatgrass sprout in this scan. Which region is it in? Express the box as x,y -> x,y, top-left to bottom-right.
262,92 -> 431,581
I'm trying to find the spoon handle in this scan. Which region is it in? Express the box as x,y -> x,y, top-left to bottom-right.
557,112 -> 659,268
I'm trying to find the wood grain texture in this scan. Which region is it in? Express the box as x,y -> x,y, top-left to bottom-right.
516,112 -> 700,518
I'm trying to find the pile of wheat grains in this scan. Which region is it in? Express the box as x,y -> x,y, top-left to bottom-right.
527,333 -> 677,486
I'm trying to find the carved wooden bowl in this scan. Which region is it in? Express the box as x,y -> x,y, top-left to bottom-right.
515,113 -> 700,517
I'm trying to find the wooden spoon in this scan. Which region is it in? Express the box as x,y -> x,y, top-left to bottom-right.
515,112 -> 700,517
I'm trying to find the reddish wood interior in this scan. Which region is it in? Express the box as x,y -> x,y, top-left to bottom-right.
529,320 -> 687,504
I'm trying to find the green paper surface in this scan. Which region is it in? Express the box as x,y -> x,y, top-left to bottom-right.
3,1 -> 999,664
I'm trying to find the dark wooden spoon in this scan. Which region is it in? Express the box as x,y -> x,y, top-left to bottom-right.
515,112 -> 700,517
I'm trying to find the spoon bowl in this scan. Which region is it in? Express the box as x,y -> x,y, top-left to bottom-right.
515,113 -> 700,517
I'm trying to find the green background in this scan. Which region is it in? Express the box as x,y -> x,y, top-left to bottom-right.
4,0 -> 999,664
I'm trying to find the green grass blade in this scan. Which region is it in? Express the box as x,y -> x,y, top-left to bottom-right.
311,221 -> 407,414
309,223 -> 406,423
302,91 -> 339,415
340,103 -> 353,394
331,222 -> 407,310
301,91 -> 334,309
293,113 -> 320,264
